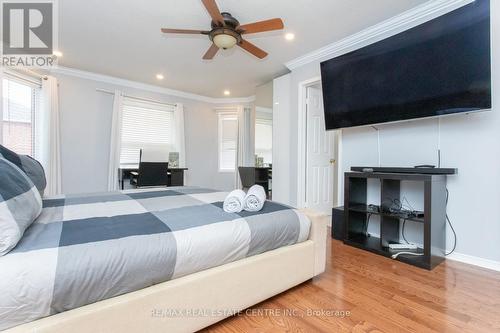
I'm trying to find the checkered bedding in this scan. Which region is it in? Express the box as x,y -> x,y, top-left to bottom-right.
0,187 -> 310,330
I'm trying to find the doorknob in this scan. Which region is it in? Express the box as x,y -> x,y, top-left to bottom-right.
330,159 -> 336,164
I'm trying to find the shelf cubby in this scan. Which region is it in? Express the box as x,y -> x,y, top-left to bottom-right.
344,171 -> 449,270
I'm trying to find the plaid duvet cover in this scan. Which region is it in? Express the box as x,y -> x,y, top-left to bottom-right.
0,187 -> 310,330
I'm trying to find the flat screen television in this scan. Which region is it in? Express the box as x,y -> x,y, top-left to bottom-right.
320,0 -> 491,130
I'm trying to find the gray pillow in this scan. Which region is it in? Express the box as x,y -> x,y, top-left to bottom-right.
0,145 -> 47,196
0,157 -> 43,256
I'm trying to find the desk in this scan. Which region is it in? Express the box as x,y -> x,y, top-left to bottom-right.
255,167 -> 272,196
119,165 -> 188,190
238,166 -> 272,198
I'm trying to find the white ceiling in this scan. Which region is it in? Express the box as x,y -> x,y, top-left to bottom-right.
58,0 -> 426,98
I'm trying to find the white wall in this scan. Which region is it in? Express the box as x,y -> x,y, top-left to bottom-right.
276,1 -> 500,265
272,74 -> 292,204
55,73 -> 237,194
255,81 -> 273,109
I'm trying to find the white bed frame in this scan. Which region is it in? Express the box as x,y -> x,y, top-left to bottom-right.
5,209 -> 327,333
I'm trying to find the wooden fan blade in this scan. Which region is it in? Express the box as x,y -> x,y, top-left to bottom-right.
161,28 -> 209,34
203,43 -> 219,60
201,0 -> 224,25
238,40 -> 268,59
238,18 -> 284,34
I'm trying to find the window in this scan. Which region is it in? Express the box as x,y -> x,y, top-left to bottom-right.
120,98 -> 175,164
1,78 -> 39,156
255,117 -> 272,164
218,113 -> 238,172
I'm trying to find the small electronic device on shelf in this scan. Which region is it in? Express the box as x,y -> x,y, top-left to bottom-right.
388,243 -> 418,250
351,166 -> 457,175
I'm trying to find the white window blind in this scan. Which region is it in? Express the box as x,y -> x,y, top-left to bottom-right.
1,78 -> 39,156
218,113 -> 238,172
120,98 -> 175,164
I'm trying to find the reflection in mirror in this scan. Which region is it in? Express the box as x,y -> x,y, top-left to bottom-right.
255,107 -> 272,167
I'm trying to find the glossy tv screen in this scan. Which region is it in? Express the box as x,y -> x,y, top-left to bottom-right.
321,0 -> 491,130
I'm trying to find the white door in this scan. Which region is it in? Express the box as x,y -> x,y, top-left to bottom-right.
306,86 -> 335,215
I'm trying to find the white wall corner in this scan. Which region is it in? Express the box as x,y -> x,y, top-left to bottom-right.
50,66 -> 255,105
284,0 -> 474,71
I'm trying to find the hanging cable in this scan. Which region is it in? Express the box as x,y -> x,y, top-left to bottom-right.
371,126 -> 381,167
445,188 -> 457,256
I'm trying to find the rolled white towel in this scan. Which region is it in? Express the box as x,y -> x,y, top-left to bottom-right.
223,189 -> 247,213
244,185 -> 267,212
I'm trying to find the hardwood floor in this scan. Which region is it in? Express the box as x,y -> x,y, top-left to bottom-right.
202,231 -> 500,333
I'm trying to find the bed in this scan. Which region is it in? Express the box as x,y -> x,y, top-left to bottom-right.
1,186 -> 327,333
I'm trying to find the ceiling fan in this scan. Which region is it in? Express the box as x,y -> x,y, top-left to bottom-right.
161,0 -> 284,60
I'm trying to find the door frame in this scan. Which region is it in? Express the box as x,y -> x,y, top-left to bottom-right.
297,77 -> 342,211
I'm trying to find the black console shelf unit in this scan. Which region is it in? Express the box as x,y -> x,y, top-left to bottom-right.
344,170 -> 455,270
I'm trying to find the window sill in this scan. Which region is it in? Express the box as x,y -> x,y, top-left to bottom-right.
218,169 -> 236,173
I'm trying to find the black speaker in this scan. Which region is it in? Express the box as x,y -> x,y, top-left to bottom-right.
332,206 -> 344,240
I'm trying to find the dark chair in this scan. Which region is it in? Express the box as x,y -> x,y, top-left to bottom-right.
130,149 -> 169,188
238,167 -> 270,198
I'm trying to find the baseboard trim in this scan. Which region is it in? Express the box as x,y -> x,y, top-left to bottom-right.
446,252 -> 500,272
345,232 -> 500,272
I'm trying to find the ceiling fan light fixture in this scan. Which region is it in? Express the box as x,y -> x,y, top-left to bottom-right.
213,33 -> 238,49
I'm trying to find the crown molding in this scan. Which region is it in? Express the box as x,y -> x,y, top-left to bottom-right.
50,66 -> 255,104
285,0 -> 473,71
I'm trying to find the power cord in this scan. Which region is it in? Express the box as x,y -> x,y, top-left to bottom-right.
402,219 -> 409,244
363,213 -> 372,237
384,196 -> 419,217
399,189 -> 457,256
445,188 -> 457,256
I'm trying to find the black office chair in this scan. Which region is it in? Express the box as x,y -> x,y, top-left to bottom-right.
238,167 -> 270,198
130,149 -> 169,187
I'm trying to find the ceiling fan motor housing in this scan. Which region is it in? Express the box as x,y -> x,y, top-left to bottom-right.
209,12 -> 242,49
211,12 -> 240,29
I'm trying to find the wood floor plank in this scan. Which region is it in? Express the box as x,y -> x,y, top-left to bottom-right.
202,230 -> 500,333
